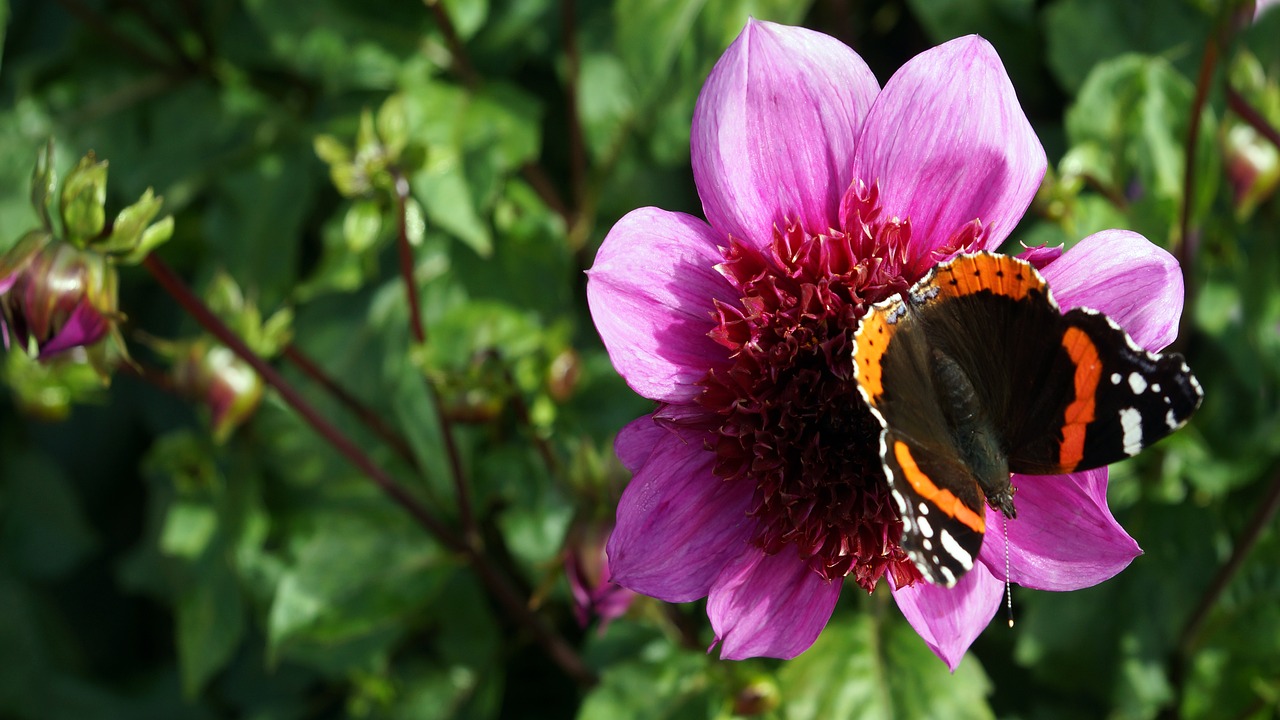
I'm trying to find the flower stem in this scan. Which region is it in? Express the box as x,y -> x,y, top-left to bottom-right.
1226,84 -> 1280,150
1164,466 -> 1280,718
424,0 -> 481,88
1178,468 -> 1280,656
561,0 -> 587,229
388,166 -> 478,545
281,343 -> 420,471
1179,26 -> 1217,252
142,253 -> 463,549
142,253 -> 597,686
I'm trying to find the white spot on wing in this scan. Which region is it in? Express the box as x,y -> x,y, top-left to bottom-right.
922,538 -> 933,551
1111,373 -> 1122,385
940,529 -> 974,571
1120,407 -> 1144,455
917,516 -> 934,538
938,566 -> 956,586
1166,408 -> 1179,430
917,502 -> 929,515
1128,372 -> 1148,394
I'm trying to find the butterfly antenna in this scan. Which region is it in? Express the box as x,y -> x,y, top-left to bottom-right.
1004,514 -> 1014,628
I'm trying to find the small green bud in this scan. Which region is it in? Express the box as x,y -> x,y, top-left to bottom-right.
59,153 -> 109,246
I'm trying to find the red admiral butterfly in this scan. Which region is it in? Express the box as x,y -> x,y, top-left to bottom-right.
853,252 -> 1202,587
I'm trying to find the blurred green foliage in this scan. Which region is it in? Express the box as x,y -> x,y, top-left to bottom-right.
1,0 -> 1278,718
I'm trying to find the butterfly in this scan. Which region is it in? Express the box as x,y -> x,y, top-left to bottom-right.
852,252 -> 1202,586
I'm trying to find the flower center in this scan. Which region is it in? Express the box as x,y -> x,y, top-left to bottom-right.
697,180 -> 985,591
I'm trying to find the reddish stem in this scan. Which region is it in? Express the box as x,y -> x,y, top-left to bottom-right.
388,166 -> 477,543
143,253 -> 596,686
143,253 -> 463,550
281,343 -> 420,470
1226,84 -> 1280,149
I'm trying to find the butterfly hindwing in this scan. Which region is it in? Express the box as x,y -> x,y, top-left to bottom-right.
879,430 -> 986,587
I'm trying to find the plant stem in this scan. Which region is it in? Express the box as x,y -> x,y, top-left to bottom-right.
388,167 -> 476,546
281,343 -> 420,471
1173,25 -> 1219,357
143,253 -> 463,549
424,0 -> 480,88
561,0 -> 588,229
1226,85 -> 1280,150
142,253 -> 596,686
1178,468 -> 1280,656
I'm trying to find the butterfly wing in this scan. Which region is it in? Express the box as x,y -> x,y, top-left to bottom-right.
899,253 -> 1203,474
879,430 -> 987,586
1005,307 -> 1202,473
854,292 -> 989,587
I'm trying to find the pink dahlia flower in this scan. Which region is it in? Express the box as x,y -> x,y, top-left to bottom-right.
586,20 -> 1184,669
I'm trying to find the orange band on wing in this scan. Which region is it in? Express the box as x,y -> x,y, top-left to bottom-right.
932,253 -> 1045,301
1059,326 -> 1101,469
893,441 -> 986,534
853,302 -> 896,401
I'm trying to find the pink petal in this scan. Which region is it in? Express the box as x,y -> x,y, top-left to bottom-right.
606,428 -> 754,602
587,208 -> 736,404
890,560 -> 1003,671
1039,229 -> 1183,352
980,469 -> 1141,592
692,19 -> 880,247
852,35 -> 1045,257
37,300 -> 109,358
1017,243 -> 1063,269
708,546 -> 841,660
614,415 -> 664,474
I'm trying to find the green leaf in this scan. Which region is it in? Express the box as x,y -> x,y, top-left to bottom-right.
159,502 -> 219,560
415,161 -> 492,257
777,612 -> 994,720
118,214 -> 174,265
1064,53 -> 1217,241
1043,0 -> 1208,93
439,0 -> 490,40
577,634 -> 714,720
175,551 -> 246,697
578,53 -> 638,163
343,198 -> 384,253
59,153 -> 108,246
99,187 -> 163,254
376,93 -> 410,160
205,148 -> 317,306
313,133 -> 351,166
266,512 -> 454,673
1180,528 -> 1280,720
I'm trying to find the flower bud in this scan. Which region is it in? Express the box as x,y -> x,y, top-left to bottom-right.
171,341 -> 265,443
1224,122 -> 1280,219
0,231 -> 120,362
563,517 -> 635,630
